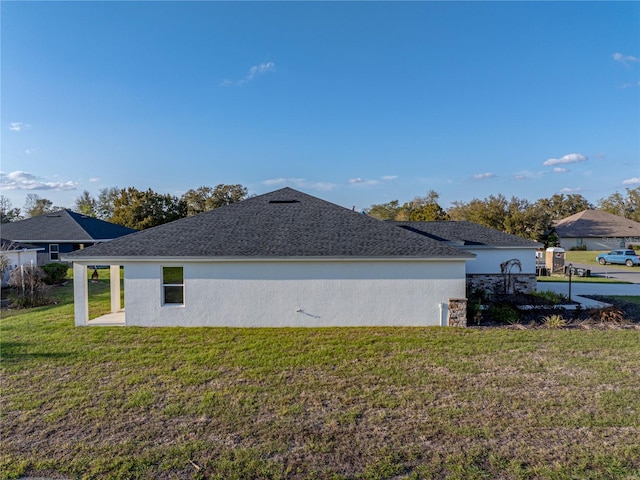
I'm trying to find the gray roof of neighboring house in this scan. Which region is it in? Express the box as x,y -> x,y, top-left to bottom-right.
66,188 -> 474,260
393,221 -> 543,248
0,210 -> 136,243
553,210 -> 640,238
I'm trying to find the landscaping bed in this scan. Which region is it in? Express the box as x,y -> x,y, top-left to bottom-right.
470,291 -> 640,328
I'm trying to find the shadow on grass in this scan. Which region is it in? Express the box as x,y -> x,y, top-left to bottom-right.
0,341 -> 76,363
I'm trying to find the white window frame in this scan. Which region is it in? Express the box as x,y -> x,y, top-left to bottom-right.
49,244 -> 60,261
161,266 -> 184,306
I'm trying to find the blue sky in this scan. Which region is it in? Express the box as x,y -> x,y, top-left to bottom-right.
2,1 -> 639,213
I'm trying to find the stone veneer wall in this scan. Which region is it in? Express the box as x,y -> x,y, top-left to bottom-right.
448,298 -> 467,327
466,273 -> 537,296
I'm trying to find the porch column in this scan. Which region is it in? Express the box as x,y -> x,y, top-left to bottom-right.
73,262 -> 89,326
110,265 -> 121,313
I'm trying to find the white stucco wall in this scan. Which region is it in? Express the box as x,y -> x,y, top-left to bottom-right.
464,248 -> 537,274
121,259 -> 467,327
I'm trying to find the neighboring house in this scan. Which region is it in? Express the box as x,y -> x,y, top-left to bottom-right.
553,210 -> 640,251
1,210 -> 136,265
0,239 -> 43,287
63,188 -> 474,328
394,221 -> 543,294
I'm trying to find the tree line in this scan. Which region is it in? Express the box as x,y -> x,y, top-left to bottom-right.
0,184 -> 248,230
1,185 -> 638,246
366,186 -> 640,244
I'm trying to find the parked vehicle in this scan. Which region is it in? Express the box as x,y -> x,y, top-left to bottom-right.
596,249 -> 640,267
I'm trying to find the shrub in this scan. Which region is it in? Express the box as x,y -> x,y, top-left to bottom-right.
7,264 -> 51,307
542,314 -> 567,329
530,290 -> 569,305
41,263 -> 68,285
588,306 -> 626,325
488,303 -> 519,324
569,245 -> 587,251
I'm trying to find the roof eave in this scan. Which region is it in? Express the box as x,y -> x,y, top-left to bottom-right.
62,254 -> 476,263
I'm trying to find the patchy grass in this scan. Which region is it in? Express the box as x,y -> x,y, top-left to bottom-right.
2,284 -> 640,479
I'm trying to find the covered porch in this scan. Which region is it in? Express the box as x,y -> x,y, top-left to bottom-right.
73,262 -> 125,326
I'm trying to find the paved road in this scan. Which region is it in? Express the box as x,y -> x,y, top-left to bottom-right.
568,262 -> 640,284
539,281 -> 639,297
538,262 -> 640,299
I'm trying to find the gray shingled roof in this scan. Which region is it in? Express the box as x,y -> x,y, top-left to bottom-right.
1,210 -> 136,242
393,221 -> 543,248
66,188 -> 474,260
554,210 -> 640,238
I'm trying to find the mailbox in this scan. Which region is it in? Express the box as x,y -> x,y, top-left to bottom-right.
545,247 -> 565,274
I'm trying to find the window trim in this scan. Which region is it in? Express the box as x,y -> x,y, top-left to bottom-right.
49,244 -> 60,262
161,266 -> 184,306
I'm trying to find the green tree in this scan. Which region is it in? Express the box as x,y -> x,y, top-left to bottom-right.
110,187 -> 187,230
534,193 -> 593,221
447,194 -> 508,230
598,186 -> 640,222
75,190 -> 97,217
24,194 -> 56,217
96,187 -> 120,221
367,200 -> 403,220
181,184 -> 248,216
403,190 -> 449,221
503,197 -> 551,243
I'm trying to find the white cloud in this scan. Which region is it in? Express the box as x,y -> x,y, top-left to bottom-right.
543,153 -> 587,166
221,61 -> 276,87
473,173 -> 496,180
560,187 -> 582,193
0,170 -> 78,191
246,62 -> 275,80
89,177 -> 100,183
348,178 -> 380,186
9,122 -> 30,132
613,52 -> 640,66
348,175 -> 398,186
262,177 -> 305,186
621,81 -> 640,89
553,167 -> 568,173
511,170 -> 543,181
261,177 -> 335,191
622,177 -> 640,185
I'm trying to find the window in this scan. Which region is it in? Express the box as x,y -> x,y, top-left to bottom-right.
49,244 -> 59,261
162,266 -> 184,305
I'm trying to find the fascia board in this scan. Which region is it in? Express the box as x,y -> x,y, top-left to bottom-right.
61,254 -> 476,264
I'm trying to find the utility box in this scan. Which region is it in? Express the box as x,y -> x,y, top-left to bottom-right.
545,247 -> 565,274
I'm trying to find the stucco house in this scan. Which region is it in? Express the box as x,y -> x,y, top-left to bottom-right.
1,210 -> 136,265
553,210 -> 640,251
394,221 -> 543,294
0,239 -> 43,287
63,188 -> 474,328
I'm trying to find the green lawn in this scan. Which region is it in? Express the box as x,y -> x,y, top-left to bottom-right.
565,249 -> 640,267
1,281 -> 640,479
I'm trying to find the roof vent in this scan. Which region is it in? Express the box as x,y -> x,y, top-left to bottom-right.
46,214 -> 61,218
269,199 -> 300,204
